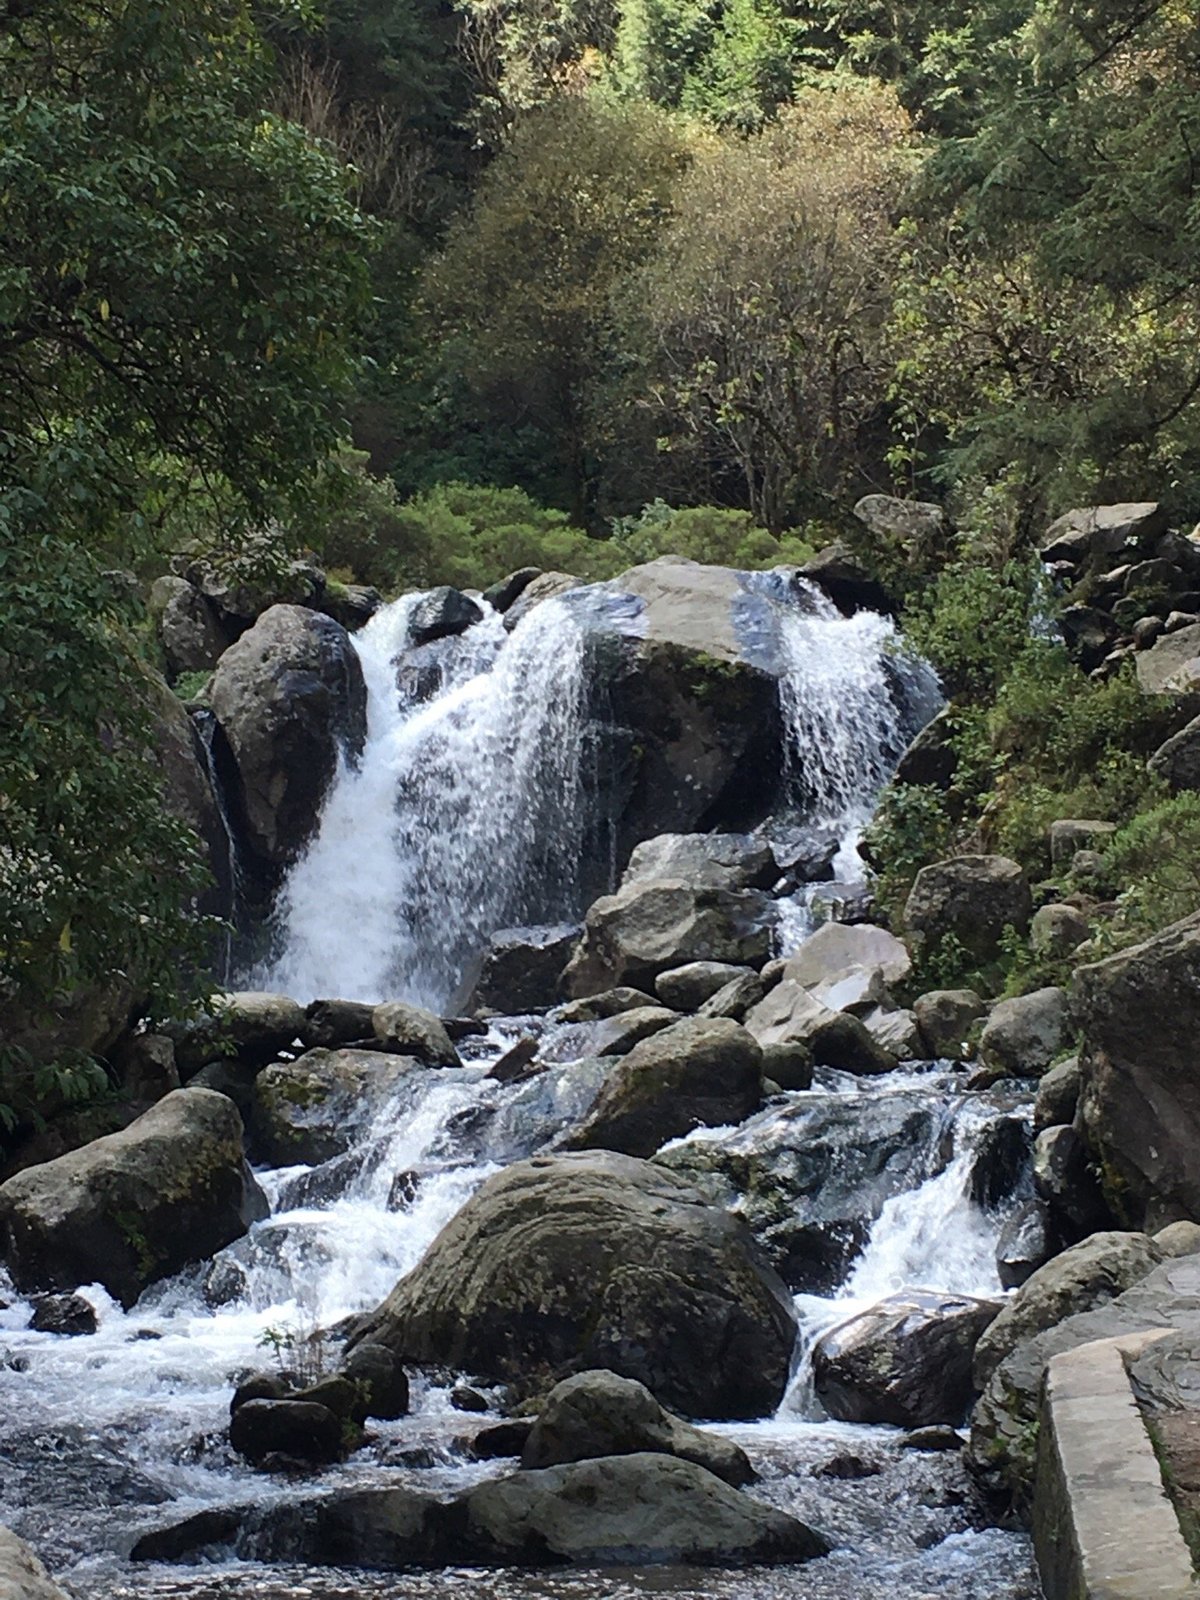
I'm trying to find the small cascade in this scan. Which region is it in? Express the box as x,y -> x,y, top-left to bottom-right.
258,592 -> 608,1009
192,707 -> 245,985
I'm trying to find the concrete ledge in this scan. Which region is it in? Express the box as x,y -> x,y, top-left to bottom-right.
0,1527 -> 71,1600
1034,1330 -> 1198,1600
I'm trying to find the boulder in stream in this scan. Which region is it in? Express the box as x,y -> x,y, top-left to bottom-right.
0,1088 -> 267,1307
349,1150 -> 797,1420
621,832 -> 777,893
249,1049 -> 421,1167
977,988 -> 1071,1080
371,1002 -> 461,1067
471,924 -> 581,1013
813,1290 -> 1000,1427
903,855 -> 1032,963
0,1527 -> 73,1600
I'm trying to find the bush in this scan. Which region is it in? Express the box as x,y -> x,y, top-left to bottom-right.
610,500 -> 815,568
1102,794 -> 1200,946
903,559 -> 1042,699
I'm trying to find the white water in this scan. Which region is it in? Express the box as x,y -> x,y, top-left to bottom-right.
258,594 -> 601,1008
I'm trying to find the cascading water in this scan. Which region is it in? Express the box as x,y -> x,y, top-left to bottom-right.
257,591 -> 606,1009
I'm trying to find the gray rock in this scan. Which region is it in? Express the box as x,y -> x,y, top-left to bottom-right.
407,586 -> 484,646
853,495 -> 951,565
968,1252 -> 1200,1501
1030,904 -> 1090,959
172,991 -> 306,1075
483,567 -> 541,614
110,1033 -> 180,1102
472,924 -> 580,1013
912,989 -> 986,1059
995,1200 -> 1054,1290
813,1290 -> 999,1427
250,1050 -> 420,1166
339,1343 -> 410,1420
972,1230 -> 1163,1390
183,553 -> 323,625
1033,1056 -> 1081,1133
1032,1124 -> 1110,1240
743,983 -> 897,1075
1135,621 -> 1200,695
861,1006 -> 926,1060
209,605 -> 366,870
565,1017 -> 762,1159
1047,819 -> 1117,864
904,856 -> 1032,962
555,988 -> 659,1023
1039,503 -> 1167,566
655,963 -> 757,1012
151,575 -> 226,679
521,1370 -> 753,1486
0,1527 -> 73,1599
622,832 -> 776,893
0,1089 -> 267,1307
302,998 -> 376,1050
1155,1220 -> 1200,1259
372,1002 -> 460,1067
563,880 -> 769,998
349,1150 -> 797,1420
463,1453 -> 829,1566
588,1006 -> 681,1058
978,988 -> 1071,1079
760,1042 -> 813,1091
1148,714 -> 1200,791
503,571 -> 583,631
696,972 -> 766,1022
317,582 -> 382,631
894,706 -> 958,790
780,921 -> 911,989
1074,911 -> 1200,1225
28,1293 -> 97,1336
798,543 -> 892,614
229,1398 -> 347,1467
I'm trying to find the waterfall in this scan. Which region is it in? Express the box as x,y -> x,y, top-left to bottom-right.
257,593 -> 600,1010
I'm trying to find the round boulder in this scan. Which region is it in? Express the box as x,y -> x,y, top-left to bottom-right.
904,856 -> 1032,963
349,1151 -> 797,1420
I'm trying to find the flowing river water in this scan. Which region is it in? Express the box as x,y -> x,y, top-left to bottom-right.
0,572 -> 1041,1598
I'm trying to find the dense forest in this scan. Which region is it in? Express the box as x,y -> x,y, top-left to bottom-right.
5,0 -> 1200,1128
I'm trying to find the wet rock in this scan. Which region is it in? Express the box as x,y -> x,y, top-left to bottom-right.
483,567 -> 541,614
302,998 -> 376,1050
131,1507 -> 244,1563
968,1115 -> 1032,1211
995,1200 -> 1055,1290
589,1006 -> 681,1057
798,542 -> 892,615
978,988 -> 1071,1080
972,1229 -> 1163,1390
463,1452 -> 829,1566
0,1088 -> 267,1307
1073,911 -> 1200,1225
372,1002 -> 461,1068
655,962 -> 757,1012
0,1526 -> 74,1599
656,1089 -> 947,1292
904,856 -> 1032,963
450,1385 -> 490,1413
231,1372 -> 291,1413
813,1452 -> 882,1479
901,1427 -> 963,1453
28,1293 -> 97,1336
760,1042 -> 813,1091
209,604 -> 367,873
470,1420 -> 535,1460
317,582 -> 382,631
566,1016 -> 763,1161
1030,904 -> 1090,959
243,1484 -> 443,1566
912,989 -> 986,1060
340,1341 -> 410,1420
503,571 -> 582,631
697,971 -> 766,1022
563,881 -> 769,999
1047,818 -> 1117,865
1033,1056 -> 1081,1132
1032,1124 -> 1110,1240
408,586 -> 484,646
350,1150 -> 797,1421
894,706 -> 958,790
472,924 -> 581,1012
813,1291 -> 1000,1427
229,1398 -> 347,1467
555,987 -> 659,1023
172,991 -> 307,1076
487,1037 -> 540,1084
521,1370 -> 753,1486
250,1050 -> 419,1166
621,832 -> 777,893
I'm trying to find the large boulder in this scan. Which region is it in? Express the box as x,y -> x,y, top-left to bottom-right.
150,575 -> 227,680
172,991 -> 306,1075
349,1151 -> 797,1420
977,988 -> 1071,1080
1039,502 -> 1167,567
903,855 -> 1032,962
602,561 -> 782,854
563,880 -> 769,998
655,962 -> 758,1012
913,989 -> 986,1059
250,1050 -> 419,1167
742,982 -> 898,1075
565,1017 -> 763,1158
521,1370 -> 753,1486
1073,912 -> 1200,1226
968,1252 -> 1200,1501
973,1230 -> 1164,1391
778,920 -> 911,989
1148,714 -> 1200,790
1135,621 -> 1200,696
852,495 -> 951,569
208,604 -> 367,873
407,586 -> 483,646
0,1088 -> 267,1306
813,1291 -> 1000,1427
621,833 -> 776,893
463,1453 -> 829,1566
229,1398 -> 347,1467
656,1086 -> 948,1290
371,1002 -> 460,1067
797,543 -> 892,615
471,925 -> 580,1013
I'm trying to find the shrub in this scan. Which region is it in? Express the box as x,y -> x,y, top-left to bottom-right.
610,500 -> 815,569
1102,794 -> 1200,946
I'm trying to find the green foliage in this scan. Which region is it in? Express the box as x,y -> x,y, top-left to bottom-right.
1102,794 -> 1200,948
609,500 -> 815,567
903,560 -> 1042,698
0,0 -> 370,1123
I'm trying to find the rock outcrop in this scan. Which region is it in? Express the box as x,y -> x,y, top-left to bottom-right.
349,1151 -> 797,1420
904,855 -> 1032,962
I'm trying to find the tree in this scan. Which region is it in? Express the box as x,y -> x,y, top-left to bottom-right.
0,0 -> 370,1120
621,82 -> 915,529
420,93 -> 693,522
